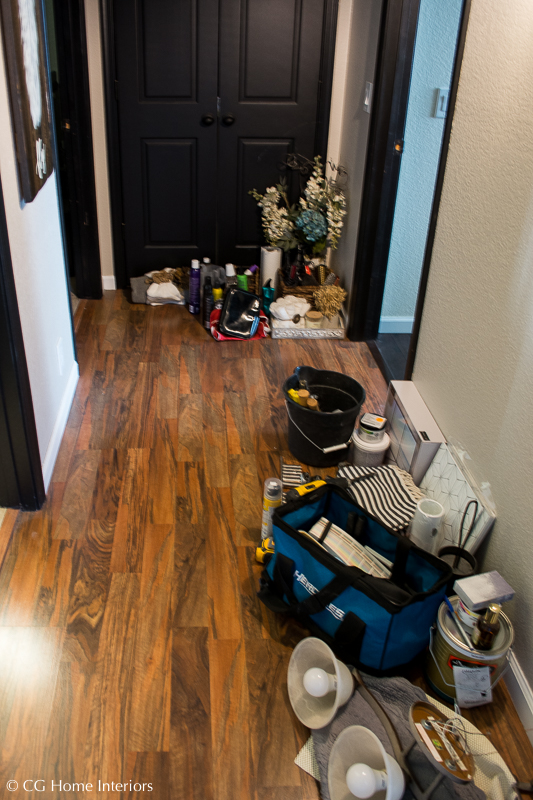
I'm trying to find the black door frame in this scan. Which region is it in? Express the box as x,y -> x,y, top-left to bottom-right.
100,0 -> 339,289
0,173 -> 46,510
47,0 -> 102,299
347,0 -> 471,380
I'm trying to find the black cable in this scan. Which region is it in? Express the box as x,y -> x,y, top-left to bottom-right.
454,499 -> 479,568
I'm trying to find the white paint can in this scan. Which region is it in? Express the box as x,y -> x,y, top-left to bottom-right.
351,429 -> 390,468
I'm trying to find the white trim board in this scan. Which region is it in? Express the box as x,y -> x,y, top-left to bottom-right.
41,361 -> 79,491
506,651 -> 533,747
102,275 -> 117,291
378,316 -> 414,334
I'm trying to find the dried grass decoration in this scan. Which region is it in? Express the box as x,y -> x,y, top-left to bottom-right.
313,285 -> 346,319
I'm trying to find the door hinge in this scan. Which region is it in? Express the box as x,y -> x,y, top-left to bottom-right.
394,139 -> 404,154
115,80 -> 119,101
84,212 -> 89,226
121,222 -> 126,241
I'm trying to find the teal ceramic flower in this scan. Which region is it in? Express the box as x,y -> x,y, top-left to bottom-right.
295,209 -> 327,242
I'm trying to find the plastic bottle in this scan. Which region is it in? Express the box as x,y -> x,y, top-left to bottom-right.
212,280 -> 223,304
188,259 -> 201,314
203,276 -> 214,330
261,478 -> 283,540
472,603 -> 501,650
225,263 -> 238,292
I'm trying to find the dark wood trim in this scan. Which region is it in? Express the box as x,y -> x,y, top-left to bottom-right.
50,0 -> 102,300
0,174 -> 46,510
404,0 -> 471,379
347,0 -> 421,341
315,0 -> 339,161
100,0 -> 127,289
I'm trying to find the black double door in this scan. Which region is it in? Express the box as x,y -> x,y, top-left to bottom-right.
114,0 -> 332,277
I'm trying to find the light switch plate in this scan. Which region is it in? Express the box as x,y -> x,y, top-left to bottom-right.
364,82 -> 373,114
434,88 -> 449,118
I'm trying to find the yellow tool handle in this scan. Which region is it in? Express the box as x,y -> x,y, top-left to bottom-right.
292,480 -> 326,496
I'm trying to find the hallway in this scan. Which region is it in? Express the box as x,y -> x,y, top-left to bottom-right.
0,292 -> 532,799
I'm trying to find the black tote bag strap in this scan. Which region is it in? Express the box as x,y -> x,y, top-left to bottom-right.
390,535 -> 412,586
333,611 -> 366,661
270,553 -> 352,618
272,553 -> 298,605
294,574 -> 352,617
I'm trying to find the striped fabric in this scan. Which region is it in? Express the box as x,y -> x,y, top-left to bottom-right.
337,464 -> 424,531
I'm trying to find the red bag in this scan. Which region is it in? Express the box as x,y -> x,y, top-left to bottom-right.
209,307 -> 270,341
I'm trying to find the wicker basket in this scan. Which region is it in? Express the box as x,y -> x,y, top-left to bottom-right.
279,266 -> 334,303
246,270 -> 260,296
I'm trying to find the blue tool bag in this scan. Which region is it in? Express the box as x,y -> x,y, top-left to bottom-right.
258,485 -> 452,674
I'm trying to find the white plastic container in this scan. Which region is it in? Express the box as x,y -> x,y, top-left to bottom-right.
351,429 -> 390,467
409,498 -> 445,555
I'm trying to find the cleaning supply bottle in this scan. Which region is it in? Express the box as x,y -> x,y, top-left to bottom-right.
225,263 -> 238,292
203,276 -> 214,330
212,279 -> 223,306
261,478 -> 283,540
188,259 -> 201,314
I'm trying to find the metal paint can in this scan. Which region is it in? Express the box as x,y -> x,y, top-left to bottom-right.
425,595 -> 514,702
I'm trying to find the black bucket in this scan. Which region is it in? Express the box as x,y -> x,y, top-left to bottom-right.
283,365 -> 366,467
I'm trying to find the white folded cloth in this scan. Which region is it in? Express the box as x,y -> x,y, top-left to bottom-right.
146,280 -> 184,306
269,295 -> 311,320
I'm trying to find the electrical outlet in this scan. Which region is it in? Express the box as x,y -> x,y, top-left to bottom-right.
434,88 -> 449,118
57,337 -> 64,376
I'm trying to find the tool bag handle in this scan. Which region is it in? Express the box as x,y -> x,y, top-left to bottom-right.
258,552 -> 366,660
273,552 -> 351,616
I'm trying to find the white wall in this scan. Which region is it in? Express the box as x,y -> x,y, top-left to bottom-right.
85,0 -> 115,287
413,0 -> 533,734
0,15 -> 78,489
381,0 -> 462,322
328,0 -> 382,322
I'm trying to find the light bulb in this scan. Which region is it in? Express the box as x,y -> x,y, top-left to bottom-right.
302,667 -> 337,697
346,763 -> 387,798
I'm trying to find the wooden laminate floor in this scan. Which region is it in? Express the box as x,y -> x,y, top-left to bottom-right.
0,292 -> 531,799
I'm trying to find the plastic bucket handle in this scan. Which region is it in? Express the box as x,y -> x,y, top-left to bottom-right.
285,402 -> 351,454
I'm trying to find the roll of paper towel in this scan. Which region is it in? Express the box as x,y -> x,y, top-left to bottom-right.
261,247 -> 282,288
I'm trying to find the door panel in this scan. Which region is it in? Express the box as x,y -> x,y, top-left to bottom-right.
142,139 -> 197,244
114,0 -> 328,274
115,0 -> 218,275
142,0 -> 196,98
241,0 -> 301,100
218,0 -> 326,262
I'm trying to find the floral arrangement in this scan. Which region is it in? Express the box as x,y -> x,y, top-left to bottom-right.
250,156 -> 346,257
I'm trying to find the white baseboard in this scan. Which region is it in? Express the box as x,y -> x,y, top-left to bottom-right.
102,275 -> 117,291
506,651 -> 533,746
41,361 -> 79,491
378,316 -> 414,334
